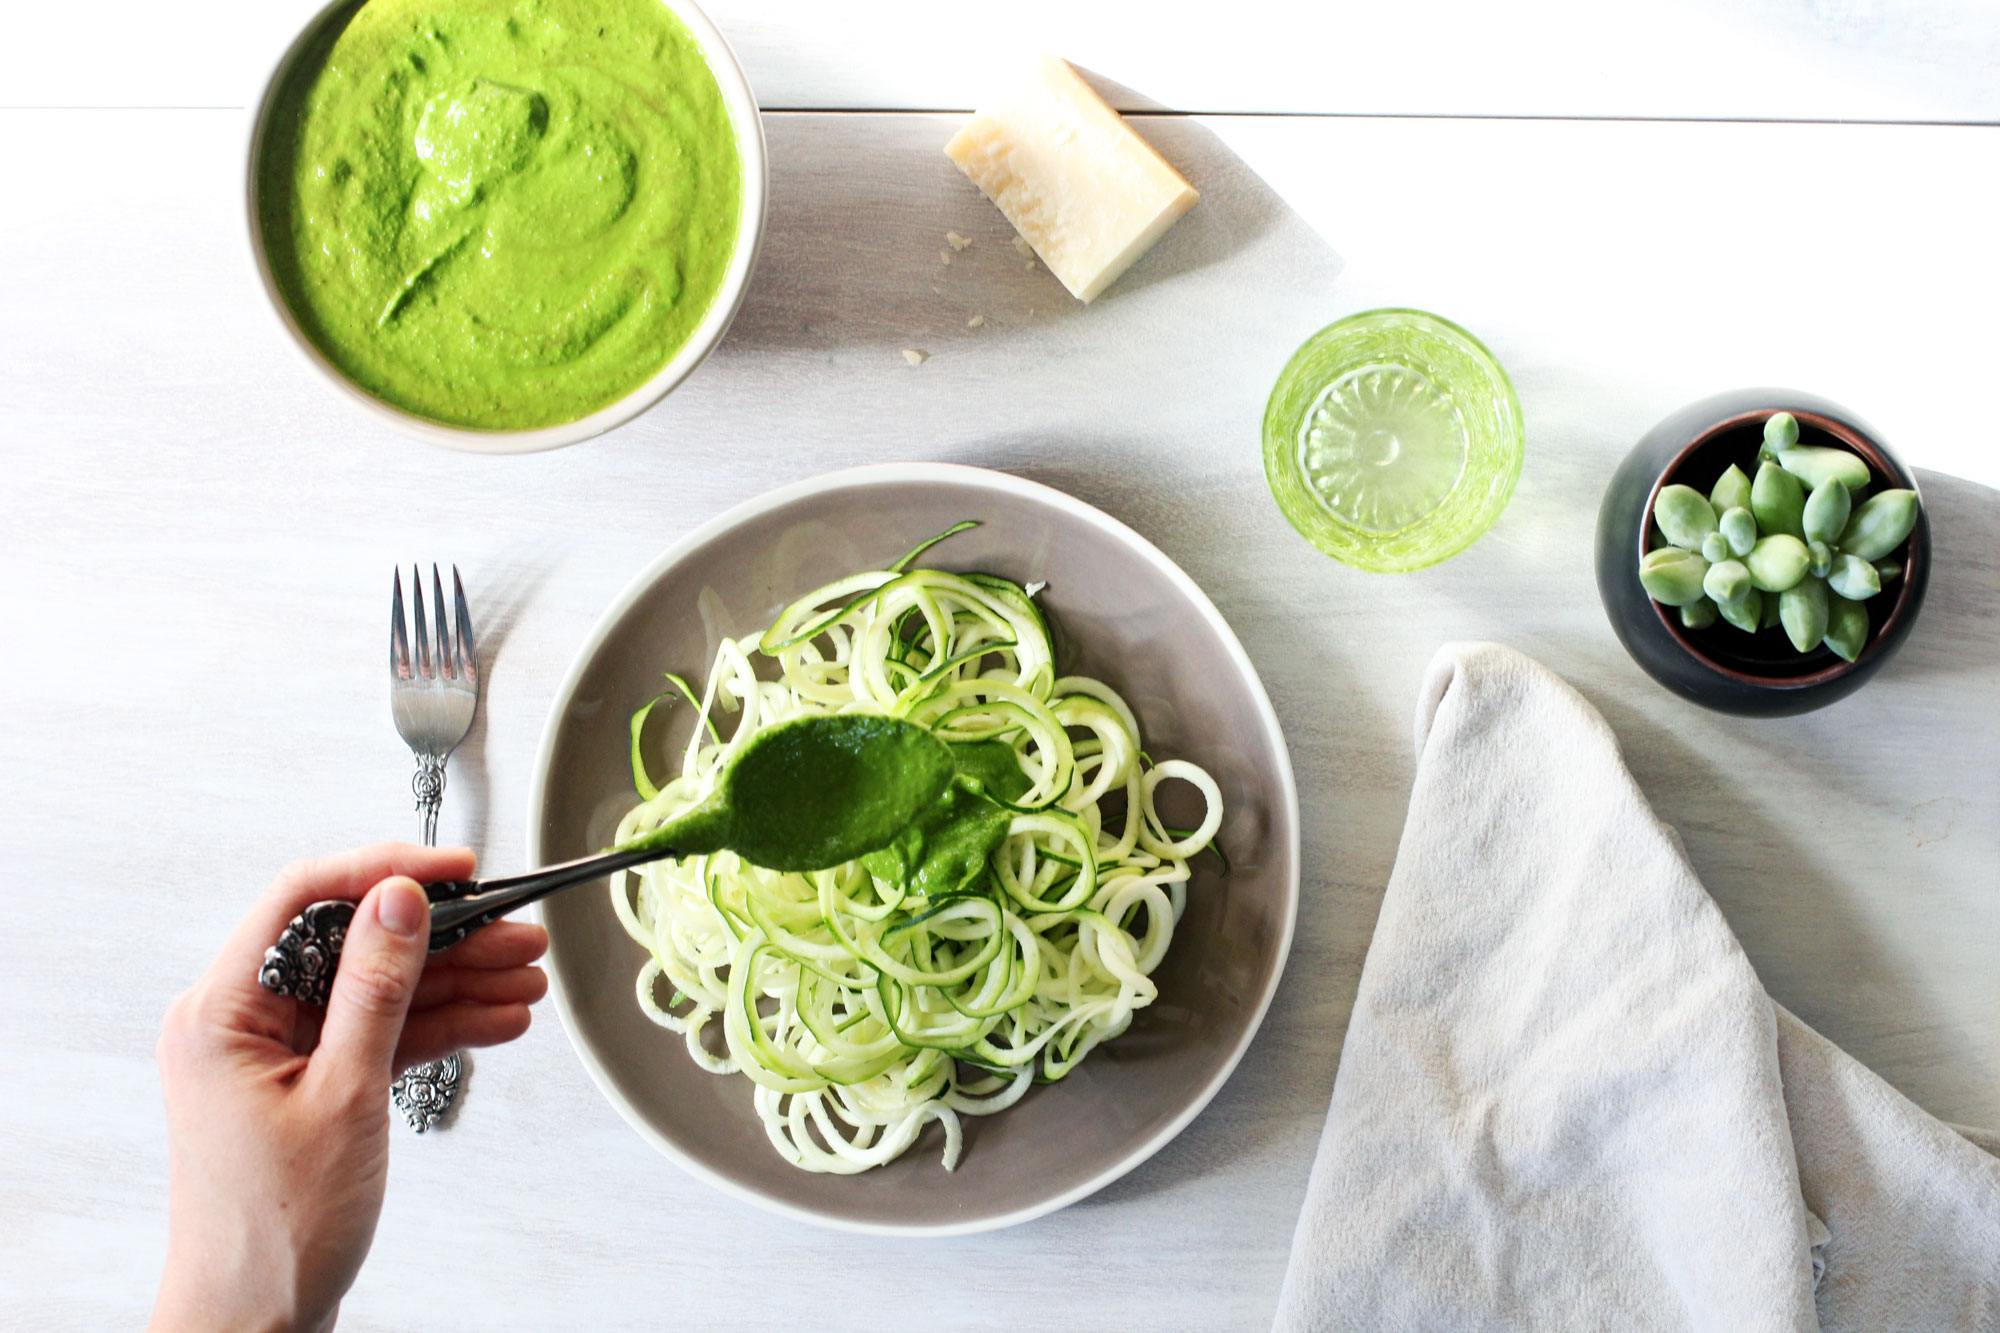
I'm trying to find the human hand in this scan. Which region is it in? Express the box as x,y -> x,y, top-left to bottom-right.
151,844 -> 549,1333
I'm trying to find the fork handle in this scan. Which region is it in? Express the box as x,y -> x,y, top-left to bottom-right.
258,846 -> 675,1007
414,753 -> 447,846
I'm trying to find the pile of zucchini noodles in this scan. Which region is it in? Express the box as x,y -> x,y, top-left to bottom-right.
610,527 -> 1223,1174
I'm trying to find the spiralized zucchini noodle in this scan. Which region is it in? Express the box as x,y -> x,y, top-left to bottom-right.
611,526 -> 1223,1173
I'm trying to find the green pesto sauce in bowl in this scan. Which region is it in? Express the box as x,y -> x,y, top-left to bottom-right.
258,0 -> 743,430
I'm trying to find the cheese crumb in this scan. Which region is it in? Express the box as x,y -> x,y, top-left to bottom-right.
902,349 -> 928,365
938,249 -> 952,266
967,315 -> 986,328
946,231 -> 972,252
1011,235 -> 1035,261
945,56 -> 1198,302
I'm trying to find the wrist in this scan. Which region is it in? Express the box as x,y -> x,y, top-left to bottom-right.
152,1225 -> 326,1333
150,1280 -> 301,1333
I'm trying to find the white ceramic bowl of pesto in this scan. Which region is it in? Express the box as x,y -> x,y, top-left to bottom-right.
527,463 -> 1302,1234
243,0 -> 768,453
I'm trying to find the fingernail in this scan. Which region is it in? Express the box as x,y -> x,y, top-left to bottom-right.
377,879 -> 427,938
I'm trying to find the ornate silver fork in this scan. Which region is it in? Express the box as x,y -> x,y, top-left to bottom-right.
388,564 -> 479,1131
392,565 -> 478,845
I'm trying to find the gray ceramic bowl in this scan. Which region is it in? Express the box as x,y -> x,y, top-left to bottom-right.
527,463 -> 1299,1234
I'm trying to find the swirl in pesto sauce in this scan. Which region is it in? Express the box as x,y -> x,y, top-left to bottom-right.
260,0 -> 742,430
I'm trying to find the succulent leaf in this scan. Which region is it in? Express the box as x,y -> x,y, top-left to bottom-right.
1762,411 -> 1800,458
1778,447 -> 1872,494
1751,462 -> 1806,540
1639,547 -> 1712,606
1703,558 -> 1751,605
1653,485 -> 1719,550
1681,598 -> 1718,630
1838,489 -> 1919,562
1745,534 -> 1811,593
1826,553 -> 1882,601
1779,576 -> 1830,654
1717,588 -> 1763,634
1709,465 -> 1754,516
1823,592 -> 1868,663
1719,506 -> 1757,558
1808,540 -> 1834,579
1802,476 -> 1853,545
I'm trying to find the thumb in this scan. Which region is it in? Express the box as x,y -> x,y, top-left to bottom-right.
312,876 -> 431,1097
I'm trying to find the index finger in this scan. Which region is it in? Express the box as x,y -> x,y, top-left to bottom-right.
205,842 -> 478,1009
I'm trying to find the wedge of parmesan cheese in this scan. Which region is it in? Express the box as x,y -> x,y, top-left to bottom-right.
945,55 -> 1198,302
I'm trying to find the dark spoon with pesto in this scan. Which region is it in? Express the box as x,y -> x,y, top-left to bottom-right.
259,715 -> 956,1005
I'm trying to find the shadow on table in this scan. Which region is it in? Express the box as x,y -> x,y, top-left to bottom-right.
449,542 -> 563,853
1872,468 -> 2000,688
722,111 -> 1341,354
1590,676 -> 1996,1104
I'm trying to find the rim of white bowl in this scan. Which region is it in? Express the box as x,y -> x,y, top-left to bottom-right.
241,0 -> 769,454
525,462 -> 1304,1236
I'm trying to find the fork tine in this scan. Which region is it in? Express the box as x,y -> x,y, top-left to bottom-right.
453,565 -> 479,685
412,563 -> 432,680
432,564 -> 452,680
391,568 -> 411,679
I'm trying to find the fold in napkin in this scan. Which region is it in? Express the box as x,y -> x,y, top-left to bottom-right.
1275,643 -> 1999,1332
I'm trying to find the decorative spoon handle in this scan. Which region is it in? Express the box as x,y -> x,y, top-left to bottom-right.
257,845 -> 673,1007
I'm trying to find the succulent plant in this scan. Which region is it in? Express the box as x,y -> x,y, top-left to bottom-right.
1638,412 -> 1919,663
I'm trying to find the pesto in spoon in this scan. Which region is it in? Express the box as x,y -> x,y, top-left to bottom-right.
259,714 -> 961,1005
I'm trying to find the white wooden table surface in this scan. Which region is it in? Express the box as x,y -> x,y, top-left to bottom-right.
4,3 -> 1998,1328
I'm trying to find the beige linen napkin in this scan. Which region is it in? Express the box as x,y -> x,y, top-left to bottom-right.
1275,642 -> 1999,1332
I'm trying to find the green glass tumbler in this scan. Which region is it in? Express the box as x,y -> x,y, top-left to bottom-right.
1263,308 -> 1523,572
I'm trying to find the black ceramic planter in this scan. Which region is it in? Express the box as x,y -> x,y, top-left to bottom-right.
1595,389 -> 1930,717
